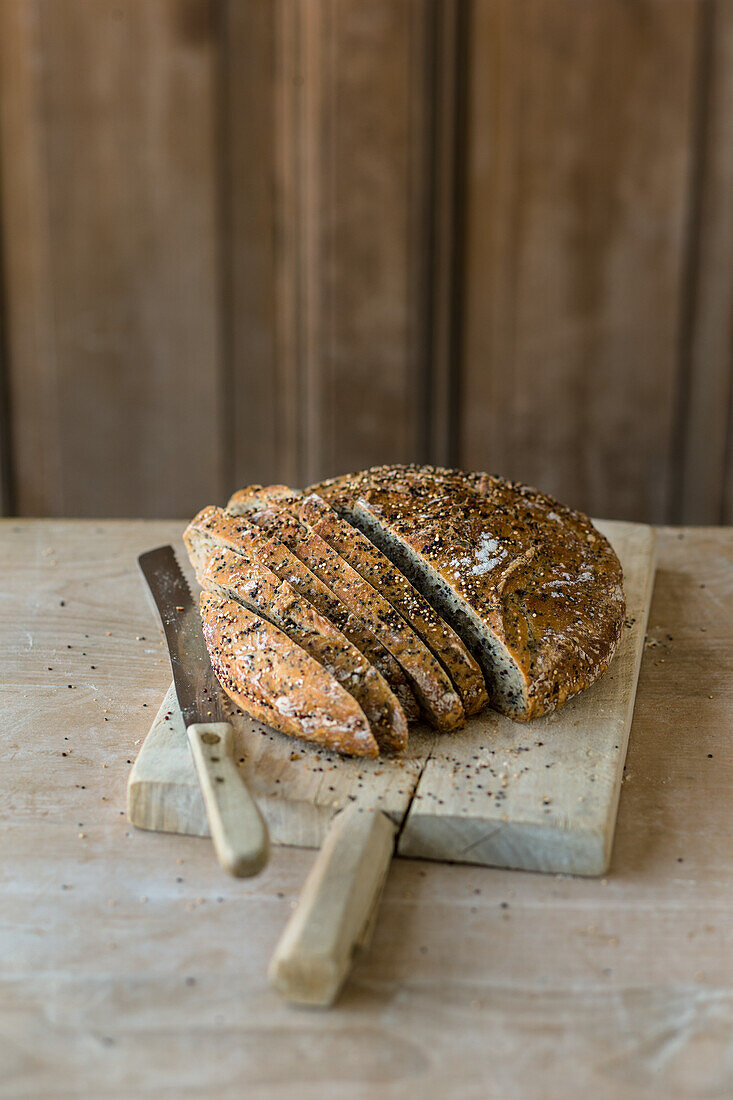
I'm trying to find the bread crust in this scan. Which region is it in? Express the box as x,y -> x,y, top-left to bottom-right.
227,490 -> 466,733
200,548 -> 407,753
184,506 -> 419,721
312,464 -> 626,721
200,593 -> 378,757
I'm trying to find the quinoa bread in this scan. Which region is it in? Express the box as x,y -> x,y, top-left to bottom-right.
310,464 -> 626,722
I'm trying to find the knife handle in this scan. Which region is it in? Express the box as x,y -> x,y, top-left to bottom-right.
268,804 -> 395,1005
187,723 -> 269,877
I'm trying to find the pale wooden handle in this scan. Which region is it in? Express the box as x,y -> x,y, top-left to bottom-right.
187,723 -> 269,877
268,804 -> 395,1006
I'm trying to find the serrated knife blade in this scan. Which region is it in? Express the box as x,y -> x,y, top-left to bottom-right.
138,545 -> 227,727
138,545 -> 269,877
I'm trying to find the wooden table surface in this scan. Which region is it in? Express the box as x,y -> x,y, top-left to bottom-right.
2,521 -> 732,1100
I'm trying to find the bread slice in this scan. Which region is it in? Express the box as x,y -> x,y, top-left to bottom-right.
310,464 -> 626,722
200,593 -> 378,757
226,489 -> 466,732
297,493 -> 488,715
200,548 -> 407,753
234,486 -> 487,717
184,507 -> 419,721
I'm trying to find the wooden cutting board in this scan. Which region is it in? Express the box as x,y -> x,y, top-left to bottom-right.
128,519 -> 655,877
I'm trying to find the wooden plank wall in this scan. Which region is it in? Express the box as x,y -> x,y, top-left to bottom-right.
224,0 -> 436,489
460,0 -> 701,523
678,1 -> 733,524
0,0 -> 731,523
0,0 -> 225,517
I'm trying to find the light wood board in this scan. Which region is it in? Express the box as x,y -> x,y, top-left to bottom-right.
128,519 -> 655,874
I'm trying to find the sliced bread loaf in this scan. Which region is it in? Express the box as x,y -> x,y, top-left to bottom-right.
233,486 -> 488,716
184,506 -> 418,721
310,464 -> 626,722
200,548 -> 407,753
200,593 -> 378,757
297,493 -> 488,716
226,489 -> 466,732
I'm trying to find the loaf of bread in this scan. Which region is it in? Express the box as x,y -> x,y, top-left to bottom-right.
186,463 -> 626,755
227,487 -> 466,732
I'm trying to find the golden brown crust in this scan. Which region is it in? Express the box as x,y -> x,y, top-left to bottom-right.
184,506 -> 270,576
200,549 -> 407,753
200,593 -> 378,757
184,506 -> 419,722
227,491 -> 466,733
312,464 -> 626,721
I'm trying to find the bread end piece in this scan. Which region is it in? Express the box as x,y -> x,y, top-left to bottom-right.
200,592 -> 379,758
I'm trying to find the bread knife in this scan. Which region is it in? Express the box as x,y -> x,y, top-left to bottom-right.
138,545 -> 269,877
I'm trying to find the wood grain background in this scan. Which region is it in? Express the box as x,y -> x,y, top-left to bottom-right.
0,0 -> 731,523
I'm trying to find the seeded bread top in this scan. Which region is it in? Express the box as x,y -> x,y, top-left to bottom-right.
312,464 -> 626,720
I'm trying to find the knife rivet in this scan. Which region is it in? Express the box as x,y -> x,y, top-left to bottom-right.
201,733 -> 220,745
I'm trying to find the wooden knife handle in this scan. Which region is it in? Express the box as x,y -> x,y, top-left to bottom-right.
268,804 -> 395,1006
187,722 -> 269,877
